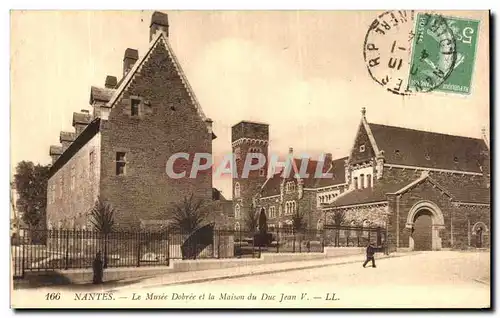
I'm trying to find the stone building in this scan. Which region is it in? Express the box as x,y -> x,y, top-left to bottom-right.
47,12 -> 218,230
231,121 -> 350,233
233,108 -> 490,251
321,108 -> 490,251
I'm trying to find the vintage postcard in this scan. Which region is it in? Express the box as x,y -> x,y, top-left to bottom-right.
10,10 -> 490,309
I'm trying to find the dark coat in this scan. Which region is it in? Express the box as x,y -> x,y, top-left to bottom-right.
366,245 -> 375,257
92,257 -> 103,284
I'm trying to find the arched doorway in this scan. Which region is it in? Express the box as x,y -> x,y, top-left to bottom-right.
472,222 -> 488,248
412,209 -> 433,251
406,200 -> 445,251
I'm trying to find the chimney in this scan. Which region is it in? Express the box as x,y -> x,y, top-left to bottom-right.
59,131 -> 76,152
49,145 -> 63,164
123,48 -> 139,77
72,112 -> 92,136
105,75 -> 117,89
150,11 -> 169,42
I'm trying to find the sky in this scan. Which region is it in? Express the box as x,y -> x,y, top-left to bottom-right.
10,10 -> 489,199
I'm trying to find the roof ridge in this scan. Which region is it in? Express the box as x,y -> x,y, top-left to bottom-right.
368,122 -> 484,141
105,32 -> 209,133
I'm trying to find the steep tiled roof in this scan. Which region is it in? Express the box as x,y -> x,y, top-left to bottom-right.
329,180 -> 411,208
90,86 -> 116,103
260,156 -> 347,197
313,156 -> 348,188
106,31 -> 211,134
439,179 -> 490,203
369,123 -> 488,173
260,172 -> 282,197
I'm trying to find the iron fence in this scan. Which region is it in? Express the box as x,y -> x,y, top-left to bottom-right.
11,224 -> 385,278
323,225 -> 387,248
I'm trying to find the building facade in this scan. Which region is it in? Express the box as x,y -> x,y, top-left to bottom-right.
47,12 -> 218,230
322,108 -> 490,251
234,108 -> 490,251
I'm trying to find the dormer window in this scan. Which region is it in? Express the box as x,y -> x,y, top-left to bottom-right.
359,144 -> 366,152
425,153 -> 430,160
395,149 -> 401,157
454,156 -> 459,163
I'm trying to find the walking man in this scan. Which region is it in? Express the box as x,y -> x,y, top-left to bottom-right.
363,243 -> 376,268
92,251 -> 104,284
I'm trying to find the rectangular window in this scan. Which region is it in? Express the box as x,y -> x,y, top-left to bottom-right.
51,184 -> 55,203
131,98 -> 140,116
360,174 -> 365,188
70,166 -> 76,190
353,177 -> 358,189
367,174 -> 372,188
116,152 -> 126,175
89,150 -> 95,178
59,176 -> 63,198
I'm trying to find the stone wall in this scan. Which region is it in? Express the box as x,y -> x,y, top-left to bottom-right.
47,133 -> 101,229
99,41 -> 213,229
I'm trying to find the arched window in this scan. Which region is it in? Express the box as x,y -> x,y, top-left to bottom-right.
367,174 -> 372,188
235,204 -> 241,219
234,182 -> 241,198
234,222 -> 240,231
353,177 -> 358,189
360,174 -> 365,188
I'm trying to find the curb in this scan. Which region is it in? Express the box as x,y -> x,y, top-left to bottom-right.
119,253 -> 414,290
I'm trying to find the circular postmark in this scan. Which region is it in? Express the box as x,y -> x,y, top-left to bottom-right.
363,11 -> 457,95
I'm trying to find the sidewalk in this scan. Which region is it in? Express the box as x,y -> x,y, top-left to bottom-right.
108,251 -> 417,291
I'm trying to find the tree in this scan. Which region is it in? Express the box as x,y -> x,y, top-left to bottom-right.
244,202 -> 258,233
89,196 -> 116,268
14,161 -> 50,230
171,194 -> 208,233
89,196 -> 116,234
292,210 -> 307,233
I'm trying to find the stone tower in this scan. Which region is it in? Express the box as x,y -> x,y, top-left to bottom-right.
231,121 -> 269,231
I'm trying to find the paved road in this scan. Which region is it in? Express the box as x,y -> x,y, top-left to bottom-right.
189,251 -> 490,308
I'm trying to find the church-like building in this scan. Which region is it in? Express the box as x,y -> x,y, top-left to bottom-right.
232,108 -> 490,251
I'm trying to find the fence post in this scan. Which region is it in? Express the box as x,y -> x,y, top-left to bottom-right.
217,229 -> 221,259
321,229 -> 325,253
166,228 -> 170,267
64,230 -> 69,270
252,231 -> 255,258
276,227 -> 280,253
136,232 -> 141,267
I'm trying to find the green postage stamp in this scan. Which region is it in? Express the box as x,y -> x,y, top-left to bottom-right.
408,13 -> 480,95
364,11 -> 480,96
